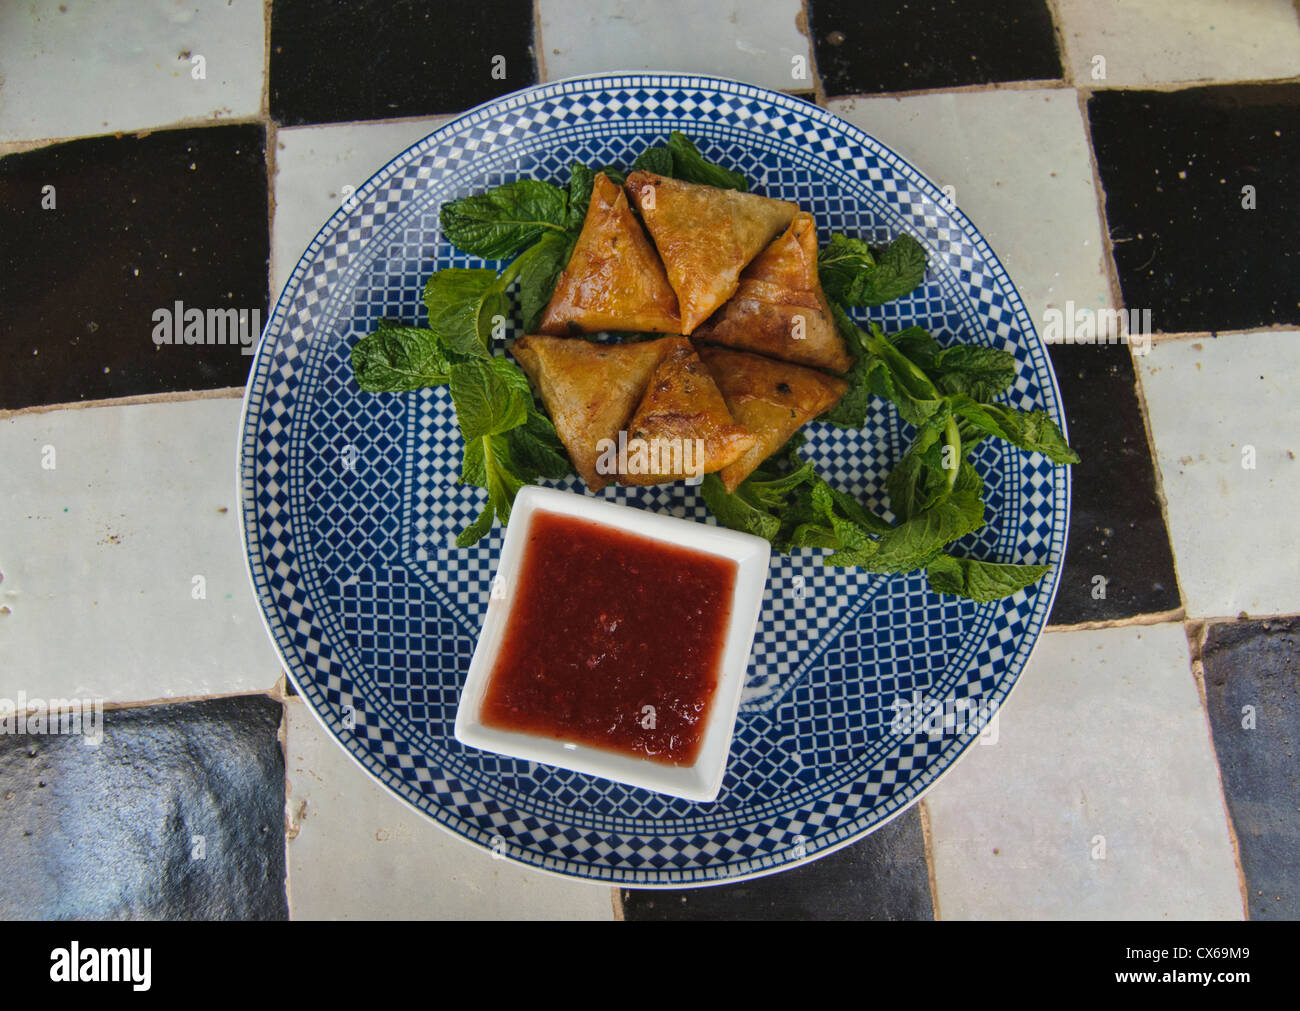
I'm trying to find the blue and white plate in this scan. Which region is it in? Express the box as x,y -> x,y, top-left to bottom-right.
239,74 -> 1070,886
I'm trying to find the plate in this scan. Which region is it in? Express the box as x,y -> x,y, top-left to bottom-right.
239,73 -> 1070,886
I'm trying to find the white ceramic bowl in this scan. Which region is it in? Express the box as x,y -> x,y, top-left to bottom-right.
454,485 -> 770,802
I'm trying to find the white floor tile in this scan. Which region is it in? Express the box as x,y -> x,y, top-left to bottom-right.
1055,0 -> 1300,88
0,398 -> 283,702
827,89 -> 1117,344
1137,332 -> 1300,618
537,0 -> 813,93
0,0 -> 265,143
926,624 -> 1242,920
284,701 -> 616,920
271,117 -> 451,298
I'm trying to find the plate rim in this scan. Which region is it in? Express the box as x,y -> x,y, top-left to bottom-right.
237,71 -> 1073,889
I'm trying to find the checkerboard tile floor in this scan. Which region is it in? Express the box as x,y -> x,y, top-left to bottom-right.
2,0 -> 1296,919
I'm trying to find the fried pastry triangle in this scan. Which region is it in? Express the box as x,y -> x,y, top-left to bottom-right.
538,173 -> 681,336
696,345 -> 848,493
511,334 -> 674,491
624,171 -> 798,334
618,338 -> 755,486
695,212 -> 853,372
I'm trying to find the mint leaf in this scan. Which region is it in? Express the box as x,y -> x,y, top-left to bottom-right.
517,230 -> 576,333
855,233 -> 928,306
819,352 -> 875,428
451,365 -> 565,548
932,345 -> 1018,401
828,485 -> 894,536
851,463 -> 984,573
505,405 -> 571,480
632,145 -> 673,176
565,163 -> 596,230
448,357 -> 530,442
818,233 -> 875,305
820,233 -> 927,308
885,415 -> 955,522
439,179 -> 569,259
423,268 -> 502,358
630,134 -> 749,191
485,436 -> 528,522
459,432 -> 487,487
700,474 -> 781,542
563,163 -> 624,226
926,555 -> 1051,602
350,320 -> 452,393
456,497 -> 497,548
455,431 -> 529,546
828,307 -> 945,428
889,326 -> 942,371
949,397 -> 1079,464
665,132 -> 748,191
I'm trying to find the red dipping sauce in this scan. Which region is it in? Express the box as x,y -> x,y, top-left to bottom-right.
480,510 -> 737,766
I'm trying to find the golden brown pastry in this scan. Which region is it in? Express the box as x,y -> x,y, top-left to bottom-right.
696,345 -> 848,493
618,338 -> 755,486
537,172 -> 682,336
624,171 -> 798,334
694,212 -> 853,373
512,335 -> 674,491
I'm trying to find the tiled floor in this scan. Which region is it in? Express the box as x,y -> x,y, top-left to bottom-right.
5,0 -> 1298,919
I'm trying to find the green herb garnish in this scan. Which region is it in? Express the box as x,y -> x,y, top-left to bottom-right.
349,138 -> 1077,596
633,132 -> 748,191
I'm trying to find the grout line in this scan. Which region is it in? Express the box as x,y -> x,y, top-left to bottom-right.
824,77 -> 1074,105
918,799 -> 942,921
0,386 -> 247,420
796,0 -> 827,107
0,115 -> 270,155
261,0 -> 273,123
1128,338 -> 1193,613
262,0 -> 277,312
1042,0 -> 1075,88
1045,607 -> 1185,633
1143,323 -> 1298,342
1076,75 -> 1300,96
533,0 -> 546,83
821,72 -> 1300,110
1072,88 -> 1128,321
84,688 -> 283,714
278,682 -> 296,921
266,116 -> 279,305
1190,609 -> 1300,627
1182,619 -> 1252,921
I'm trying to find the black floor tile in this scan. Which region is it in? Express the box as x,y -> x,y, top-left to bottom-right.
622,806 -> 933,920
0,125 -> 268,410
1088,85 -> 1300,334
808,0 -> 1062,97
0,695 -> 287,920
270,0 -> 537,126
1046,342 -> 1181,624
1201,618 -> 1300,921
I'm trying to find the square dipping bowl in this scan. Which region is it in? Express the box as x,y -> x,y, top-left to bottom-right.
454,485 -> 771,803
